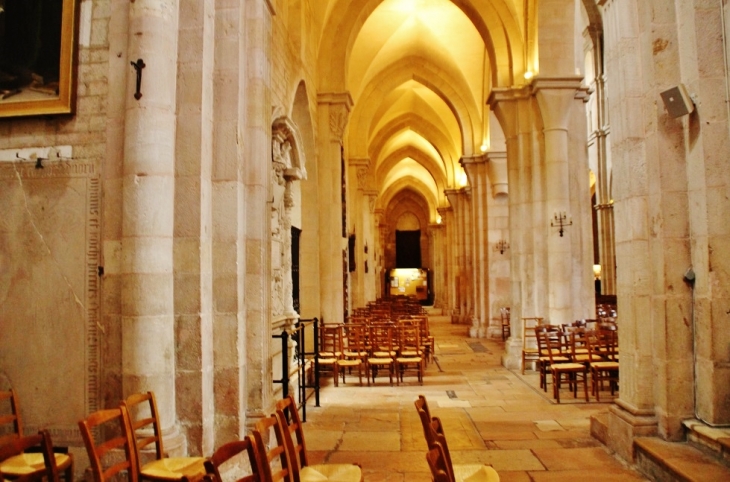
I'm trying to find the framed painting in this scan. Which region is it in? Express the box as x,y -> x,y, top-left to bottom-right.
0,0 -> 79,118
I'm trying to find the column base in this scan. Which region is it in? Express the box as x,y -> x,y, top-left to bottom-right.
602,399 -> 658,462
501,337 -> 522,370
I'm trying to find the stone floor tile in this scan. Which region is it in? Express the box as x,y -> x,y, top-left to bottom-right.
529,469 -> 648,481
532,447 -> 625,471
451,448 -> 546,471
339,431 -> 401,451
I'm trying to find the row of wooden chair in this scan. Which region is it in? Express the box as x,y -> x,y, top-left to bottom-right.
318,320 -> 429,386
415,395 -> 500,482
535,327 -> 619,403
77,393 -> 361,482
0,389 -> 74,482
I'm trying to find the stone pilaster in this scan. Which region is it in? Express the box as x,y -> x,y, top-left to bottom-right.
486,151 -> 510,339
533,77 -> 594,325
462,156 -> 489,337
121,0 -> 180,446
316,93 -> 353,324
444,190 -> 466,323
437,207 -> 453,315
243,0 -> 274,428
348,158 -> 370,310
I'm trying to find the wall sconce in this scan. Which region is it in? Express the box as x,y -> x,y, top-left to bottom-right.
495,239 -> 509,254
593,264 -> 602,280
551,212 -> 572,237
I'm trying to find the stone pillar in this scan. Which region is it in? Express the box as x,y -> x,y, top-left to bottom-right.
348,158 -> 370,310
437,207 -> 454,315
316,93 -> 352,324
444,190 -> 464,323
211,0 -> 246,444
489,88 -> 536,369
462,156 -> 489,337
428,222 -> 445,309
364,191 -> 378,303
243,0 -> 274,426
600,0 -> 660,462
486,151 -> 510,339
121,0 -> 180,444
534,77 -> 593,325
374,208 -> 385,298
174,0 -> 215,455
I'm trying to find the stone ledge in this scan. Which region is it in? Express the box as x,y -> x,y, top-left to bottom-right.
683,419 -> 730,467
590,411 -> 609,445
634,437 -> 730,482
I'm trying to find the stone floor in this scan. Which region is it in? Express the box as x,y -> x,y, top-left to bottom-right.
299,315 -> 647,481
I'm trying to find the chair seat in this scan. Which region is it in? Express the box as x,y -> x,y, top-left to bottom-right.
319,351 -> 342,358
337,359 -> 362,367
372,350 -> 397,358
523,348 -> 538,354
368,357 -> 393,363
453,463 -> 500,482
343,350 -> 368,358
591,361 -> 619,369
300,463 -> 363,482
318,357 -> 339,364
573,354 -> 602,363
396,356 -> 422,363
141,456 -> 206,479
539,355 -> 569,363
0,452 -> 72,475
549,362 -> 585,370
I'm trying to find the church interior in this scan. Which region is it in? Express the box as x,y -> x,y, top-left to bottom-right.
0,0 -> 729,480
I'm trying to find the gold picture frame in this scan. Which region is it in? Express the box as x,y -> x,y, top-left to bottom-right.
0,0 -> 79,118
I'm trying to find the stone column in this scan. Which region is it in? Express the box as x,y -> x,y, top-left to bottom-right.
211,0 -> 246,444
121,0 -> 180,445
174,0 -> 215,455
437,207 -> 454,315
348,158 -> 370,310
243,0 -> 274,426
428,222 -> 444,309
534,77 -> 589,325
444,190 -> 464,323
600,0 -> 659,461
374,208 -> 385,298
487,151 -> 510,339
316,93 -> 352,324
462,156 -> 489,337
489,88 -> 535,369
365,191 -> 378,303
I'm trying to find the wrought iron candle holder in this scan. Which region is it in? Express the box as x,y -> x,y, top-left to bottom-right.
495,239 -> 509,254
551,212 -> 572,237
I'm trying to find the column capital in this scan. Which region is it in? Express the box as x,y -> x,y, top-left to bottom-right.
532,76 -> 590,130
317,92 -> 354,140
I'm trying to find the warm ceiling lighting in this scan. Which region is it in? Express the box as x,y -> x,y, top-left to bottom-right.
436,215 -> 442,224
458,169 -> 468,187
391,0 -> 419,14
480,143 -> 488,152
524,71 -> 534,80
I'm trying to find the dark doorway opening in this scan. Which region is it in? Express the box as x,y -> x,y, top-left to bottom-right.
396,230 -> 421,268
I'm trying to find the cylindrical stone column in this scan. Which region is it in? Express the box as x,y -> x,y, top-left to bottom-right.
122,0 -> 179,433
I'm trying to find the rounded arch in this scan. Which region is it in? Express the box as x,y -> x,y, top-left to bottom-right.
379,177 -> 439,223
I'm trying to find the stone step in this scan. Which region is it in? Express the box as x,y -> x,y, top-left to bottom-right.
634,437 -> 730,482
590,411 -> 609,445
683,419 -> 730,468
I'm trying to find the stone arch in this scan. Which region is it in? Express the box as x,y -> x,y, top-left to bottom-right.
317,0 -> 525,91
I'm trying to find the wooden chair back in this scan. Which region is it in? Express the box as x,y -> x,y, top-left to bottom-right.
0,389 -> 22,446
425,442 -> 452,482
78,406 -> 139,482
274,395 -> 309,468
204,435 -> 263,482
254,415 -> 293,482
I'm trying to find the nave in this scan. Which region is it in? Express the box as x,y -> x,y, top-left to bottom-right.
304,314 -> 646,481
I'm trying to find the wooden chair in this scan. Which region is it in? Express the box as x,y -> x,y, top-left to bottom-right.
366,324 -> 395,386
317,324 -> 343,386
122,392 -> 206,482
521,317 -> 543,374
425,443 -> 451,482
546,333 -> 589,403
203,435 -> 264,482
338,324 -> 367,386
587,330 -> 619,401
534,326 -> 567,392
414,397 -> 499,482
78,406 -> 139,482
395,321 -> 424,385
274,396 -> 362,482
0,431 -> 61,482
253,415 -> 293,482
0,389 -> 74,482
499,307 -> 510,341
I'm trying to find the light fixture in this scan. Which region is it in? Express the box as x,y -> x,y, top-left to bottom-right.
551,212 -> 572,237
480,143 -> 488,152
436,215 -> 442,224
524,71 -> 534,80
593,264 -> 602,280
495,239 -> 509,255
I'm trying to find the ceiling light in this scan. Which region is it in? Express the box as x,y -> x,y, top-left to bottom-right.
524,71 -> 534,80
